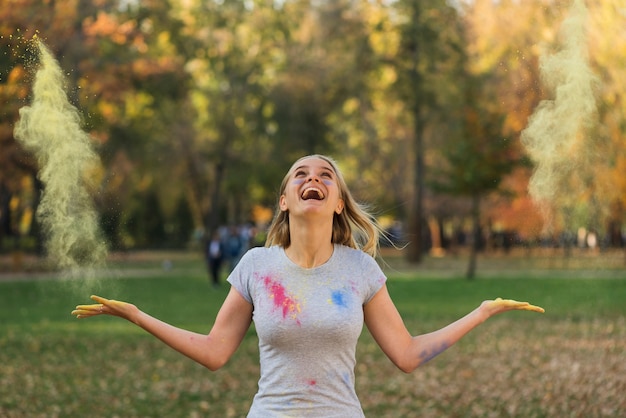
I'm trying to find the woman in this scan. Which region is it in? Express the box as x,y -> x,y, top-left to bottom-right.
72,154 -> 544,417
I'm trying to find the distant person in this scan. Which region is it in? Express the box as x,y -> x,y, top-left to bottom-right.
72,154 -> 544,417
225,225 -> 244,272
205,231 -> 224,287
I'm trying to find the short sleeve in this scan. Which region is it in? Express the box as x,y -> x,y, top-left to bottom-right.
226,249 -> 255,304
359,252 -> 387,304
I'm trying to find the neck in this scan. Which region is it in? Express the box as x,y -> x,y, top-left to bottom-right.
285,217 -> 334,268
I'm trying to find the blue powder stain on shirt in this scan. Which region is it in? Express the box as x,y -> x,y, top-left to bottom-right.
331,290 -> 348,308
341,371 -> 351,388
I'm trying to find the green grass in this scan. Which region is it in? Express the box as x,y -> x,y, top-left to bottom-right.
1,255 -> 625,417
387,276 -> 626,320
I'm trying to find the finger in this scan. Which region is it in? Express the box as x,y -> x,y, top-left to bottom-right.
506,300 -> 544,313
71,309 -> 97,316
500,299 -> 545,313
90,295 -> 115,312
72,302 -> 106,318
71,309 -> 101,318
520,304 -> 545,313
74,303 -> 104,311
90,295 -> 109,304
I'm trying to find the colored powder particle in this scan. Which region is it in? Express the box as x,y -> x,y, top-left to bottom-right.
330,290 -> 348,308
419,341 -> 450,364
263,276 -> 301,323
520,0 -> 601,227
341,371 -> 351,389
13,39 -> 107,271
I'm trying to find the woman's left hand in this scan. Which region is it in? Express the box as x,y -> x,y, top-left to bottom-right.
481,297 -> 545,317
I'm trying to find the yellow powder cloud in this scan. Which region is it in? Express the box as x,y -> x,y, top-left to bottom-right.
14,39 -> 107,272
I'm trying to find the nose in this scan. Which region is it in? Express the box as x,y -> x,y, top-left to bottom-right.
306,174 -> 321,183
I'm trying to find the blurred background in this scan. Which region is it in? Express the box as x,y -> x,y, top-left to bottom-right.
1,0 -> 625,276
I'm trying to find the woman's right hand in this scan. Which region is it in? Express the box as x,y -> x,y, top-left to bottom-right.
71,295 -> 139,322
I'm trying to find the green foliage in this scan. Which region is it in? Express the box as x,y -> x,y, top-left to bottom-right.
124,190 -> 167,248
1,0 -> 625,254
430,71 -> 517,196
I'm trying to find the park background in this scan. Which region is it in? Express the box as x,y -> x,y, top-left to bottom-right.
1,0 -> 625,269
1,0 -> 625,417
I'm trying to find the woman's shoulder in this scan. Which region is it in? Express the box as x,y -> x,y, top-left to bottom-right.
242,245 -> 282,261
334,245 -> 386,296
334,244 -> 377,264
229,246 -> 282,279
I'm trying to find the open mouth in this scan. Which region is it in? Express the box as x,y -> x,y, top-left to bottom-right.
301,187 -> 325,200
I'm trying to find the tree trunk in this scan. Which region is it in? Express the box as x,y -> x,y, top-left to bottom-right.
428,216 -> 445,257
466,193 -> 481,280
407,119 -> 425,263
406,1 -> 424,264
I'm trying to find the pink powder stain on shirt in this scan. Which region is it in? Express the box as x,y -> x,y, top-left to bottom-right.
263,276 -> 301,324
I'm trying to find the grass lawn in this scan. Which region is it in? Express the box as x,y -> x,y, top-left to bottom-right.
1,251 -> 625,417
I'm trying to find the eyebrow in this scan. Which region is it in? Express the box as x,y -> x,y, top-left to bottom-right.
293,165 -> 335,174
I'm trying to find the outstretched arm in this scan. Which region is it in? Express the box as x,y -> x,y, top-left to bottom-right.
364,285 -> 544,373
71,287 -> 252,371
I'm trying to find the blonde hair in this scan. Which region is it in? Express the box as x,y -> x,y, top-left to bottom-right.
265,154 -> 382,258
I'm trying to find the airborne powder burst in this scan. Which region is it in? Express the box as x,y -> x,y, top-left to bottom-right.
14,39 -> 107,273
521,0 -> 602,230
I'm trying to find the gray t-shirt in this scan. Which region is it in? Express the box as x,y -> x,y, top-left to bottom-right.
227,244 -> 387,418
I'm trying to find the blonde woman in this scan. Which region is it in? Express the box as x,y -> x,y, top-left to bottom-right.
73,154 -> 543,417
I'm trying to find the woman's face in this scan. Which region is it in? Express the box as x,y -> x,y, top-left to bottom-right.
279,156 -> 344,219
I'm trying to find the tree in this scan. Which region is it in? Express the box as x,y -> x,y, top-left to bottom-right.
3,0 -> 623,259
393,0 -> 465,262
1,0 -> 197,251
587,0 -> 626,249
175,0 -> 286,238
0,0 -> 109,254
83,1 -> 193,248
450,0 -> 555,251
431,73 -> 517,278
326,1 -> 412,220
